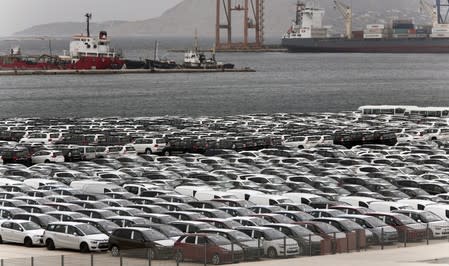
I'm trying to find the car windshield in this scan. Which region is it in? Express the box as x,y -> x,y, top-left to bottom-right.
98,220 -> 120,231
77,224 -> 102,235
290,226 -> 314,236
395,214 -> 418,225
338,220 -> 364,231
154,225 -> 183,237
228,230 -> 253,242
316,223 -> 340,234
142,229 -> 168,241
40,215 -> 58,224
21,221 -> 41,230
420,212 -> 443,223
208,235 -> 231,245
264,229 -> 286,240
364,217 -> 387,227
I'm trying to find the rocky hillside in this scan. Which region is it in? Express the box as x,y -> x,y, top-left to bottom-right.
14,0 -> 427,37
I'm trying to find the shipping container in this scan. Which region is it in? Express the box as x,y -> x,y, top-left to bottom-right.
366,24 -> 385,30
364,33 -> 384,39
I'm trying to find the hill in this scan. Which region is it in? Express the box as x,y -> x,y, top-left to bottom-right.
14,0 -> 427,37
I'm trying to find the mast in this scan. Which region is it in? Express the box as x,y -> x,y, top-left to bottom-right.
85,13 -> 92,37
194,28 -> 199,53
153,40 -> 159,61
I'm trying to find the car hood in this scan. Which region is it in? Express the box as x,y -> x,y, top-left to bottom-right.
28,229 -> 45,236
84,234 -> 109,241
155,239 -> 175,247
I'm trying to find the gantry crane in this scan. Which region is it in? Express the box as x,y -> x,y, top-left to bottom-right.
333,0 -> 352,39
420,0 -> 439,25
436,0 -> 449,23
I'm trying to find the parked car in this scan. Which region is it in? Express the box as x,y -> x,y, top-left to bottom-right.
0,219 -> 44,247
235,226 -> 300,258
31,150 -> 65,164
109,227 -> 174,259
43,222 -> 109,252
174,233 -> 244,264
366,212 -> 427,242
199,228 -> 264,260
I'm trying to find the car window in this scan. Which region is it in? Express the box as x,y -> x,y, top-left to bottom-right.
67,226 -> 83,236
1,222 -> 12,229
114,229 -> 132,239
185,236 -> 196,244
132,231 -> 144,241
54,224 -> 66,233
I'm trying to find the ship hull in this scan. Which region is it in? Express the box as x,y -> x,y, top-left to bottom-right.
281,37 -> 449,53
0,56 -> 124,70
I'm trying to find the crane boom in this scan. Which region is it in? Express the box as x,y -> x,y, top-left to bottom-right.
420,0 -> 439,25
333,0 -> 352,39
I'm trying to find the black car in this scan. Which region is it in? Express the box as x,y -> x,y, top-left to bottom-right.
109,227 -> 174,259
0,148 -> 31,165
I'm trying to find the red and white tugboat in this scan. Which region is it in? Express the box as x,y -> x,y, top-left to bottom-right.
0,13 -> 124,70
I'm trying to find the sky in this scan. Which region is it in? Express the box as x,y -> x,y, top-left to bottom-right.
1,0 -> 182,37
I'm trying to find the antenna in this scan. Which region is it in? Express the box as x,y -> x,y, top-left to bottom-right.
85,13 -> 92,37
194,28 -> 199,52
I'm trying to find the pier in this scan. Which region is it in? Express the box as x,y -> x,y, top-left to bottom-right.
0,67 -> 255,76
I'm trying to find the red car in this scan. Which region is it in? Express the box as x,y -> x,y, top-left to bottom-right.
366,212 -> 427,242
296,221 -> 347,254
174,233 -> 244,265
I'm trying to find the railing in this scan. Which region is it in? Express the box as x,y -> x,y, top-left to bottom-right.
0,227 -> 448,266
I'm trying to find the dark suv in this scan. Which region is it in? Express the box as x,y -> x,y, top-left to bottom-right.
109,227 -> 174,259
0,147 -> 31,165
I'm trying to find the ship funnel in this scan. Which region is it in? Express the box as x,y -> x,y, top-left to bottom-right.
99,31 -> 108,40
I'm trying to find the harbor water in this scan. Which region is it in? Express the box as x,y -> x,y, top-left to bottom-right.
1,37 -> 449,118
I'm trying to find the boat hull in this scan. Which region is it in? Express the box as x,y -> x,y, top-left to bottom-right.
281,37 -> 449,53
0,56 -> 124,70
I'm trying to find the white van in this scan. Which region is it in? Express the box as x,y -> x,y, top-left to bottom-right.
283,193 -> 328,205
0,178 -> 22,186
368,201 -> 412,212
397,199 -> 437,211
70,181 -> 125,194
194,191 -> 238,201
23,179 -> 63,189
174,186 -> 213,198
338,196 -> 381,208
228,189 -> 265,202
248,194 -> 293,206
425,204 -> 449,221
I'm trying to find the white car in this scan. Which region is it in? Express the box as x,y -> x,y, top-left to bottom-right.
31,150 -> 65,164
131,138 -> 167,154
43,222 -> 109,252
0,220 -> 45,247
395,133 -> 415,142
19,132 -> 63,145
119,145 -> 137,156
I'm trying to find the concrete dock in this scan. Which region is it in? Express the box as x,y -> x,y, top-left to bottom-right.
0,67 -> 255,76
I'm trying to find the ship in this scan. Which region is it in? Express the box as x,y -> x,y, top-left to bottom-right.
281,2 -> 449,53
0,14 -> 124,70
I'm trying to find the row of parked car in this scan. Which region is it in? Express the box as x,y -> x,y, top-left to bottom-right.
0,113 -> 447,263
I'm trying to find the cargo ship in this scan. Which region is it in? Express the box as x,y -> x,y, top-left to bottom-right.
0,14 -> 124,70
281,2 -> 449,53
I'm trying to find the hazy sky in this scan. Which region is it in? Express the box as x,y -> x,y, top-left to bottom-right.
1,0 -> 182,36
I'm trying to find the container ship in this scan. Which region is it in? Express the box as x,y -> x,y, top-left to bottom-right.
281,1 -> 449,53
0,14 -> 124,70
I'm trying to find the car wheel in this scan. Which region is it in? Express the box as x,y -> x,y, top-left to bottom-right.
0,235 -> 3,244
80,242 -> 90,253
44,160 -> 50,163
211,254 -> 221,265
46,239 -> 55,250
163,150 -> 171,156
174,250 -> 184,262
267,247 -> 277,258
24,237 -> 33,247
111,245 -> 120,257
145,149 -> 152,155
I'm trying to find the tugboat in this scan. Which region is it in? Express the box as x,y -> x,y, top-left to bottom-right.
0,13 -> 124,70
182,31 -> 234,69
147,41 -> 178,69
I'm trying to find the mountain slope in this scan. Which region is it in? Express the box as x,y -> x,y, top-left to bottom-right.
14,0 -> 426,37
